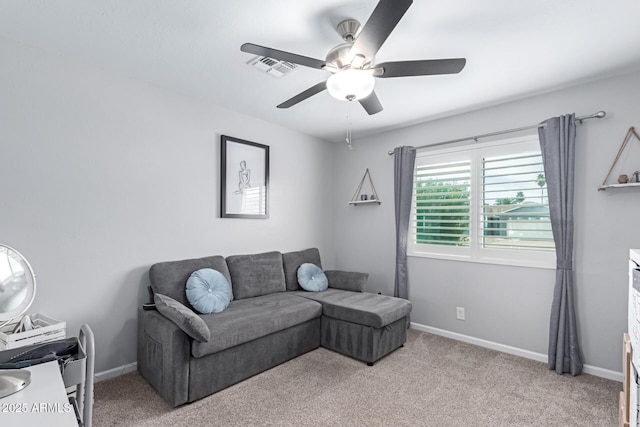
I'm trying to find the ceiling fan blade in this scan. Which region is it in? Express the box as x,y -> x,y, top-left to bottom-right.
351,0 -> 413,60
359,91 -> 383,115
277,81 -> 328,109
375,58 -> 467,78
241,43 -> 326,70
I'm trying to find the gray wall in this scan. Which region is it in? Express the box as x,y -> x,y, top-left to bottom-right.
0,37 -> 336,373
333,70 -> 640,373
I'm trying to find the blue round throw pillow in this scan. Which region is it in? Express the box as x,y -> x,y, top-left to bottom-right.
186,268 -> 232,314
297,263 -> 328,292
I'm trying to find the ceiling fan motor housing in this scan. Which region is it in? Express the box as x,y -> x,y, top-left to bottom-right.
326,43 -> 358,70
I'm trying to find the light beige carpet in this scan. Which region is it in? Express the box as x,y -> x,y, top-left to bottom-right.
93,329 -> 620,426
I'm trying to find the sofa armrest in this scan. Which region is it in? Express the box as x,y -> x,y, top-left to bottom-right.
137,307 -> 191,407
324,270 -> 368,292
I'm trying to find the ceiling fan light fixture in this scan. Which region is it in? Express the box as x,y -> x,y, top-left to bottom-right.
326,69 -> 375,102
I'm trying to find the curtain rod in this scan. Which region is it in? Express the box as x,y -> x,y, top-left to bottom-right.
387,111 -> 606,155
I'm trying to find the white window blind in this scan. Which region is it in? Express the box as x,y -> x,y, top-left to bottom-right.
414,160 -> 471,247
409,136 -> 556,268
481,151 -> 553,252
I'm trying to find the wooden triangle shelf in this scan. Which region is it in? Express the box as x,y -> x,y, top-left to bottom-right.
598,126 -> 640,191
349,168 -> 381,205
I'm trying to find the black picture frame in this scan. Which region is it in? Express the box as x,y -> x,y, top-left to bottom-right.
220,135 -> 269,219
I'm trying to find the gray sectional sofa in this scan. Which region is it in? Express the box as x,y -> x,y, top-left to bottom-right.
137,248 -> 412,407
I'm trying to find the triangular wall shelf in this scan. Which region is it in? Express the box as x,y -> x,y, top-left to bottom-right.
349,168 -> 381,205
598,126 -> 640,191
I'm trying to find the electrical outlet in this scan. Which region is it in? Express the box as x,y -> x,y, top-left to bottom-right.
456,307 -> 465,321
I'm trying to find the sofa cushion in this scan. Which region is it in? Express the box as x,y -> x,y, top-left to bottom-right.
282,248 -> 323,291
191,293 -> 322,358
149,255 -> 232,307
186,269 -> 232,314
297,263 -> 328,292
154,293 -> 211,342
293,289 -> 412,329
226,251 -> 286,299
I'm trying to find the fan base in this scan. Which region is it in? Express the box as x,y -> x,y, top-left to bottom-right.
336,19 -> 361,42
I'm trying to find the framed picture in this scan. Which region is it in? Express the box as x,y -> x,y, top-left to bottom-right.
220,135 -> 269,219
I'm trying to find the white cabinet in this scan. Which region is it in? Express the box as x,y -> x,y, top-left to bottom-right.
627,249 -> 640,427
629,250 -> 640,369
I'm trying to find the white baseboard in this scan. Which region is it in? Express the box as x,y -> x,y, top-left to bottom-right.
410,322 -> 623,383
95,362 -> 137,383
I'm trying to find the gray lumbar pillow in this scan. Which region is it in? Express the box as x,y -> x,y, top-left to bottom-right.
154,293 -> 211,342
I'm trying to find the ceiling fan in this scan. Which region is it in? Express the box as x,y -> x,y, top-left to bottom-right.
240,0 -> 466,115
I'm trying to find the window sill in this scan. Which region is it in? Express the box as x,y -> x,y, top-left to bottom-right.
408,251 -> 556,270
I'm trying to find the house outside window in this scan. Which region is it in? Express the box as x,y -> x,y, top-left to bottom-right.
409,135 -> 556,269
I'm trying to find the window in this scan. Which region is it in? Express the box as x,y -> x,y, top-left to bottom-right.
410,136 -> 555,268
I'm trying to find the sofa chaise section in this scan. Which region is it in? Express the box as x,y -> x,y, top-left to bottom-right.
283,249 -> 412,365
293,289 -> 411,365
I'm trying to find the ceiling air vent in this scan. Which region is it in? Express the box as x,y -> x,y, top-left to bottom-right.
247,56 -> 297,78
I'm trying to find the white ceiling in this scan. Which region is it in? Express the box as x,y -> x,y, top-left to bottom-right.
1,1 -> 640,143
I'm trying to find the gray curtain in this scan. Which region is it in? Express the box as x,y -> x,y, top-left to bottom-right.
538,114 -> 583,375
393,146 -> 416,301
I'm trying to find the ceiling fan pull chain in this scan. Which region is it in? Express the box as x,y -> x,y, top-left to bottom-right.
345,115 -> 353,150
